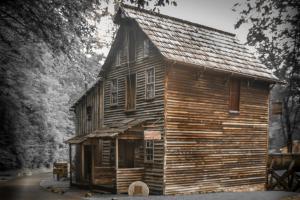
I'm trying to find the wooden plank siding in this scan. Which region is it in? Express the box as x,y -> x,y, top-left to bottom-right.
102,23 -> 165,194
164,65 -> 270,194
74,82 -> 103,136
73,82 -> 103,183
116,168 -> 144,193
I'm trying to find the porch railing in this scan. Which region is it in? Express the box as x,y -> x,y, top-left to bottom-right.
93,167 -> 115,186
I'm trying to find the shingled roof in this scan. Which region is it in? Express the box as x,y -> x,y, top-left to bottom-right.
113,4 -> 278,82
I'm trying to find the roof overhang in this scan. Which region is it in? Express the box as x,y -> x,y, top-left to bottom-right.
65,135 -> 87,144
65,118 -> 148,143
165,58 -> 281,84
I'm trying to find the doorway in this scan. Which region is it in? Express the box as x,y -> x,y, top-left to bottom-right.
83,145 -> 92,181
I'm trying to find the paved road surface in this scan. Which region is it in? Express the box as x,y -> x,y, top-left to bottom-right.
0,173 -> 82,200
0,173 -> 298,200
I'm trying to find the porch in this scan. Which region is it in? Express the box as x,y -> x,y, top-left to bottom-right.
66,119 -> 153,194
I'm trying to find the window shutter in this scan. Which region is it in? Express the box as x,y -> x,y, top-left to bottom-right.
229,79 -> 240,111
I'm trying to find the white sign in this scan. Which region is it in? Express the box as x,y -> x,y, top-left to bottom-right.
144,131 -> 161,140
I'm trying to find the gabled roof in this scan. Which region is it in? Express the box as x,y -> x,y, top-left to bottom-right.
70,78 -> 101,109
107,4 -> 277,82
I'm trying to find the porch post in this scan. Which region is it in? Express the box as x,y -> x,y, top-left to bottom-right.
115,137 -> 118,193
81,144 -> 84,181
91,140 -> 95,185
69,144 -> 72,185
115,137 -> 118,169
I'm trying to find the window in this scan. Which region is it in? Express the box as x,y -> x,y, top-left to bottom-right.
86,106 -> 92,121
145,140 -> 154,162
115,51 -> 120,66
229,79 -> 240,112
145,68 -> 155,99
128,30 -> 136,62
126,74 -> 136,110
110,79 -> 118,106
143,39 -> 149,58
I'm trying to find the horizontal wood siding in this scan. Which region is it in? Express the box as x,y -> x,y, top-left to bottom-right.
164,65 -> 269,194
93,167 -> 115,185
103,23 -> 165,194
116,168 -> 144,193
75,82 -> 103,136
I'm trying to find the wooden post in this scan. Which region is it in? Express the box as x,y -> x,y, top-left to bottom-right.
91,141 -> 95,185
115,138 -> 119,169
81,145 -> 84,182
69,144 -> 72,185
115,138 -> 118,193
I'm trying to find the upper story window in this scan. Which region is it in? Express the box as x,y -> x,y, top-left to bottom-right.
86,106 -> 92,121
110,79 -> 118,106
115,51 -> 120,66
145,68 -> 155,99
125,74 -> 136,110
143,39 -> 149,58
229,79 -> 240,112
145,140 -> 154,162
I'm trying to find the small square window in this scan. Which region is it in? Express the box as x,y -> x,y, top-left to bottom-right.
143,39 -> 149,58
110,79 -> 118,106
145,140 -> 154,162
115,51 -> 120,66
86,106 -> 92,121
145,68 -> 155,99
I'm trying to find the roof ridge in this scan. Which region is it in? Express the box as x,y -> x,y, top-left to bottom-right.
121,4 -> 236,37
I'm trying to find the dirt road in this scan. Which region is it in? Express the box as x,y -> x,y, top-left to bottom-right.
0,173 -> 82,200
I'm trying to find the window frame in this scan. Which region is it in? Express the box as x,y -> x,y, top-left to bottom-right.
86,106 -> 92,121
125,73 -> 137,111
229,78 -> 241,113
144,140 -> 154,163
145,67 -> 155,100
143,39 -> 150,58
115,51 -> 121,67
110,79 -> 118,106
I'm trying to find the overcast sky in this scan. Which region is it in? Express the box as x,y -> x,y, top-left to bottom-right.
157,0 -> 248,43
98,0 -> 250,59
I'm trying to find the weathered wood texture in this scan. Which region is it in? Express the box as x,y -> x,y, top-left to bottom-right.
164,65 -> 270,195
120,5 -> 277,82
116,168 -> 144,193
268,153 -> 300,171
75,82 -> 103,136
102,23 -> 165,194
93,167 -> 115,186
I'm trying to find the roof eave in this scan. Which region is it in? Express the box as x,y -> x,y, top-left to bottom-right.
164,58 -> 280,84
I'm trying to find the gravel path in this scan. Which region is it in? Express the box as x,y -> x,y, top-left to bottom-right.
0,172 -> 83,200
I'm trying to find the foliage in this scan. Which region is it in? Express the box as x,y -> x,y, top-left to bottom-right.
0,0 -> 176,55
234,0 -> 300,152
0,0 -> 176,169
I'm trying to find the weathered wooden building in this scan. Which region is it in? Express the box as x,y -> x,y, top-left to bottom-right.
67,5 -> 278,195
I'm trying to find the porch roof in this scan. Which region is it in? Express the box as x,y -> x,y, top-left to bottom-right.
65,135 -> 87,144
88,118 -> 148,138
65,118 -> 148,143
